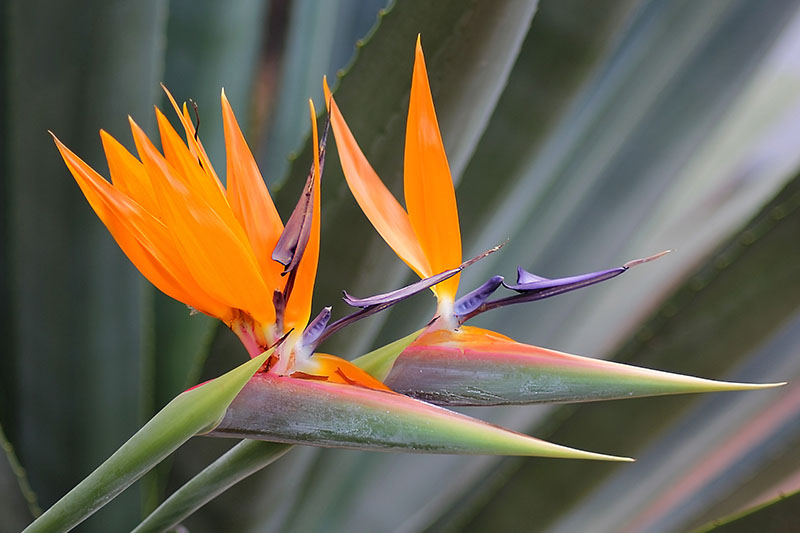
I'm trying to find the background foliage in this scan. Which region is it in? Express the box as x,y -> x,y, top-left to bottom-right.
3,0 -> 800,531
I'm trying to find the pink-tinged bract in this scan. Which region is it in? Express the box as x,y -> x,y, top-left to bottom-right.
384,327 -> 784,406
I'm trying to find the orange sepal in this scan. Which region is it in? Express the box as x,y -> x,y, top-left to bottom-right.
221,90 -> 285,288
403,37 -> 462,301
128,118 -> 275,325
154,108 -> 239,228
160,84 -> 226,195
100,130 -> 160,217
52,134 -> 229,320
326,82 -> 431,279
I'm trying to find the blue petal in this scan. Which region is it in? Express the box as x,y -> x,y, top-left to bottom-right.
454,276 -> 504,317
300,306 -> 332,348
504,267 -> 626,295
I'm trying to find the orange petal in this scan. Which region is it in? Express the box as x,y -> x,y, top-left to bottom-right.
52,134 -> 229,319
300,353 -> 392,391
129,118 -> 275,325
100,130 -> 160,217
155,108 -> 239,227
283,100 -> 322,332
221,90 -> 284,289
160,84 -> 226,196
326,86 -> 431,279
404,37 -> 462,302
323,76 -> 332,112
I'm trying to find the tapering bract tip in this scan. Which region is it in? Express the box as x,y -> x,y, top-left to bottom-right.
624,250 -> 672,268
721,381 -> 787,390
544,444 -> 634,462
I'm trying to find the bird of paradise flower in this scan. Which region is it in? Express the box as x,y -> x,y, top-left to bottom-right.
51,85 -> 635,461
326,36 -> 781,405
52,88 -> 392,388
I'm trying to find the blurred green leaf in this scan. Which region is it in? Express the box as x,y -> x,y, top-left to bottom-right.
0,422 -> 40,531
161,0 -> 268,167
457,169 -> 800,532
261,0 -> 389,184
23,351 -> 270,533
6,1 -> 168,531
133,440 -> 291,533
694,489 -> 800,533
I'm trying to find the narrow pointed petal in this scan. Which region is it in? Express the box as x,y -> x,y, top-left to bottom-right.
129,118 -> 274,324
52,135 -> 228,319
327,90 -> 431,279
161,84 -> 225,193
100,130 -> 160,217
208,373 -> 631,461
155,108 -> 234,224
384,327 -> 784,406
343,266 -> 462,308
281,100 -> 323,332
221,90 -> 284,287
404,37 -> 462,301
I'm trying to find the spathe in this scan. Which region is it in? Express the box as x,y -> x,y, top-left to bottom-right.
382,327 -> 784,406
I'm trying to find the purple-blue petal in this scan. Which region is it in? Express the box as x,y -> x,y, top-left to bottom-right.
300,306 -> 331,348
516,266 -> 548,285
454,276 -> 504,317
504,267 -> 626,294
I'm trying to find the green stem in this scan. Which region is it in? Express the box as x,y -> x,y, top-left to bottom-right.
133,440 -> 291,533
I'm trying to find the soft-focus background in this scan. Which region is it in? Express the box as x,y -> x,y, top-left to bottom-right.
3,0 -> 800,531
